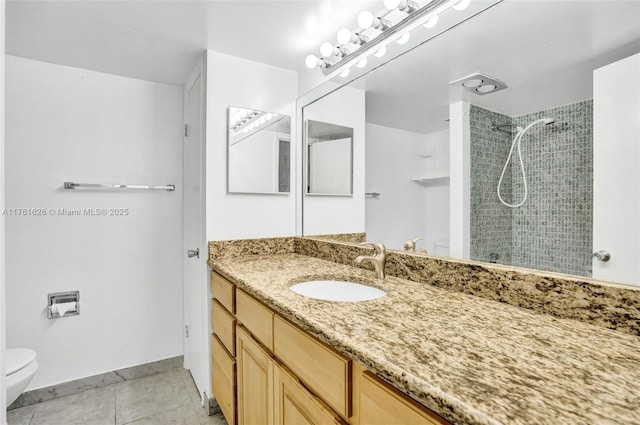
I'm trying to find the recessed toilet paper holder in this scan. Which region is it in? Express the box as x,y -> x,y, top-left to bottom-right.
47,291 -> 80,319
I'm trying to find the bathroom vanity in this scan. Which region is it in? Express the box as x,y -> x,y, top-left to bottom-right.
208,237 -> 640,425
210,269 -> 446,425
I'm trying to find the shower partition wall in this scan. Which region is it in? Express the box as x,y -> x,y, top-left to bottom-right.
469,100 -> 593,277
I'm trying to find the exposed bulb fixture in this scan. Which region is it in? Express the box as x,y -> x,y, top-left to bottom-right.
337,28 -> 368,46
320,42 -> 335,57
423,15 -> 439,28
396,32 -> 411,45
357,10 -> 374,29
384,0 -> 403,9
337,28 -> 352,45
305,0 -> 473,77
453,0 -> 471,11
305,54 -> 318,69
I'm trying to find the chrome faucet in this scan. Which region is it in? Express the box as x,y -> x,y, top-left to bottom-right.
355,242 -> 386,279
403,237 -> 427,254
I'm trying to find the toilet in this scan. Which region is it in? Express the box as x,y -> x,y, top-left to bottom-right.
6,348 -> 38,407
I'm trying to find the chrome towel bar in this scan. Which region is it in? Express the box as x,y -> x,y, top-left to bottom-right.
64,182 -> 175,191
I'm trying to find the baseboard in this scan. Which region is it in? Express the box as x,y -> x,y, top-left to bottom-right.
7,355 -> 183,410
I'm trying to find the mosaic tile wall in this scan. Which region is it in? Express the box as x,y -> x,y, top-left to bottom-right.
512,100 -> 593,276
469,106 -> 514,265
470,101 -> 593,277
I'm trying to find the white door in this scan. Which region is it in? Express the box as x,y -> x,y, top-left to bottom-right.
183,56 -> 209,397
592,53 -> 640,285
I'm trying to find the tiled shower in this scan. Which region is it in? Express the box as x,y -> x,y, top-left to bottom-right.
470,101 -> 593,277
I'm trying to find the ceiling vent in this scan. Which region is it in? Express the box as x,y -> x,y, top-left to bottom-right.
450,73 -> 508,95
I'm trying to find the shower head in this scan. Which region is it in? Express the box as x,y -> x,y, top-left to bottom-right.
542,118 -> 555,125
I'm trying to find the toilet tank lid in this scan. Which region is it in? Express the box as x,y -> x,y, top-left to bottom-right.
6,348 -> 36,376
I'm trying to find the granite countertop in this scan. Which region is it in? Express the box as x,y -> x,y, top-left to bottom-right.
210,253 -> 640,425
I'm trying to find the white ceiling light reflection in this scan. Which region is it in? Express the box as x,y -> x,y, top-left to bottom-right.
396,33 -> 411,45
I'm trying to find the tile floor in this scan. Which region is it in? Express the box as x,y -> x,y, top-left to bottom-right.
7,368 -> 228,425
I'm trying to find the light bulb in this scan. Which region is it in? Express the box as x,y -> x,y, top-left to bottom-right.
305,54 -> 318,69
356,58 -> 368,68
320,42 -> 335,57
340,68 -> 351,78
357,10 -> 374,29
384,0 -> 402,9
265,113 -> 273,120
453,0 -> 471,11
423,15 -> 439,28
396,33 -> 411,45
374,46 -> 387,58
337,28 -> 352,45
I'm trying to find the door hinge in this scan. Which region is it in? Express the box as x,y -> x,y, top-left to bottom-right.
184,123 -> 190,137
185,325 -> 189,338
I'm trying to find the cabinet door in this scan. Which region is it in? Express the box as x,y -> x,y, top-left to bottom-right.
359,371 -> 448,425
237,325 -> 274,425
211,335 -> 236,425
274,362 -> 345,425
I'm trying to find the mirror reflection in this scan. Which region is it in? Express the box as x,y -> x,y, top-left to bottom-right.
306,120 -> 354,195
227,106 -> 291,194
300,0 -> 640,286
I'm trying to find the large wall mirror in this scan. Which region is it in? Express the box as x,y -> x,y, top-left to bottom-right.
300,0 -> 640,286
228,106 -> 291,194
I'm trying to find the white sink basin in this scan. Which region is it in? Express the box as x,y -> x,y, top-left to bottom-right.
289,280 -> 386,302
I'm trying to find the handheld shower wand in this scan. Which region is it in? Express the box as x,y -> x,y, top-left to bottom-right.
497,118 -> 555,208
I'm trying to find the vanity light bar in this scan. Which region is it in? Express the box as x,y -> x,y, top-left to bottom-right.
306,0 -> 467,78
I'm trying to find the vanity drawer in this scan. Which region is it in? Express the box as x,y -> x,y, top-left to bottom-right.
212,299 -> 236,356
211,335 -> 237,425
359,371 -> 448,425
236,289 -> 274,350
211,271 -> 235,313
273,315 -> 351,419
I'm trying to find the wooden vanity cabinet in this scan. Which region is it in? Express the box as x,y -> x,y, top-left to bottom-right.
210,271 -> 450,425
236,325 -> 274,425
274,360 -> 347,425
357,370 -> 449,425
210,272 -> 237,425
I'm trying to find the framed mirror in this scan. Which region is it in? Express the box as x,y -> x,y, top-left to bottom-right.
306,120 -> 354,196
227,106 -> 291,194
299,0 -> 640,286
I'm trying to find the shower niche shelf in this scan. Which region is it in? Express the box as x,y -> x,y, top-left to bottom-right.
411,175 -> 450,186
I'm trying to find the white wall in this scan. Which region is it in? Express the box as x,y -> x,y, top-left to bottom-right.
365,123 -> 426,250
228,130 -> 281,193
1,0 -> 8,418
303,86 -> 366,235
206,51 -> 297,241
5,56 -> 184,389
422,129 -> 450,254
308,137 -> 352,194
364,124 -> 450,252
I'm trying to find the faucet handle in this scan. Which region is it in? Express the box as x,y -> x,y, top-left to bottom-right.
403,237 -> 423,252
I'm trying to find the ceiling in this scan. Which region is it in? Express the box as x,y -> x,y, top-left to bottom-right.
353,0 -> 640,133
5,0 -> 380,85
6,0 -> 640,134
